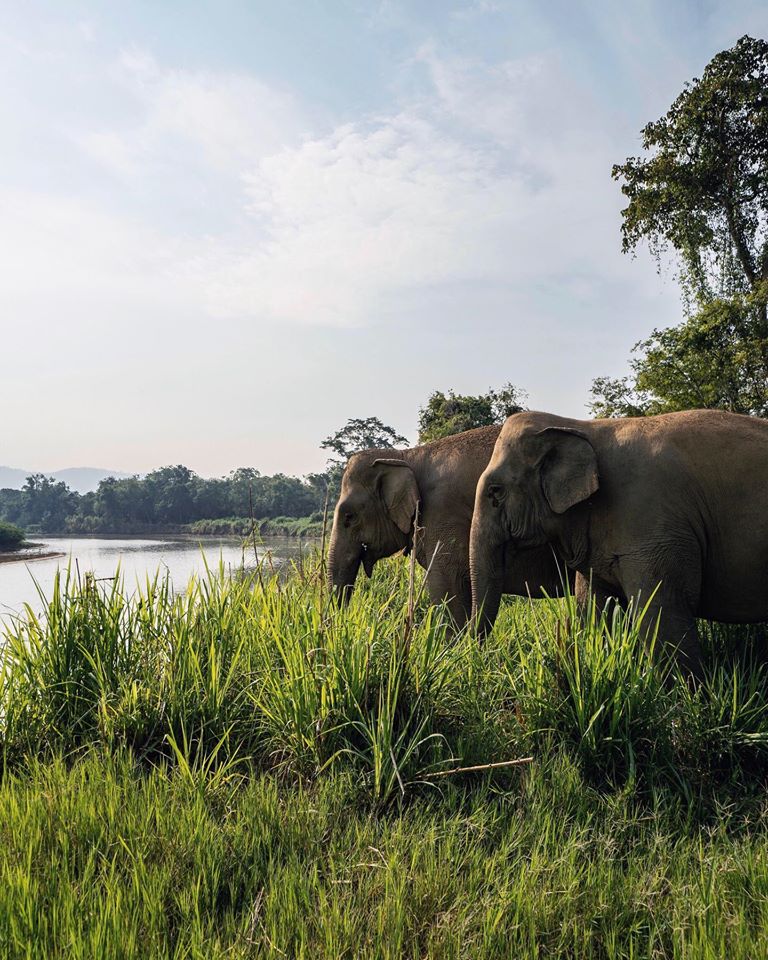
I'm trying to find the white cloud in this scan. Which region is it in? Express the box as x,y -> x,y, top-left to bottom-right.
77,51 -> 309,179
191,46 -> 651,328
201,113 -> 528,325
29,44 -> 666,340
1,8 -> 697,474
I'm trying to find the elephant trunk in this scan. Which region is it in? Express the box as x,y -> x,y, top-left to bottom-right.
470,511 -> 507,636
327,523 -> 361,606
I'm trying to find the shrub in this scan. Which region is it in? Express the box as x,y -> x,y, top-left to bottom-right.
0,521 -> 25,549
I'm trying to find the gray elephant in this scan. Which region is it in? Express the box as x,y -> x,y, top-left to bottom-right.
327,425 -> 572,625
470,409 -> 768,677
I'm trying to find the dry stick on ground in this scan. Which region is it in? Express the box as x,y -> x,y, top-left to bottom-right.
422,757 -> 534,780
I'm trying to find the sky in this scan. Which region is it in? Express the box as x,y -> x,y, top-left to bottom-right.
2,0 -> 767,478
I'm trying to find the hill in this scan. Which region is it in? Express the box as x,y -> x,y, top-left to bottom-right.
0,466 -> 131,494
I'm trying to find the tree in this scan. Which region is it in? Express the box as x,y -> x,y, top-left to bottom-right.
0,464 -> 327,533
226,468 -> 262,517
592,35 -> 768,418
96,476 -> 154,526
614,35 -> 768,304
321,417 -> 408,463
590,290 -> 768,418
0,520 -> 25,549
20,474 -> 76,531
417,384 -> 527,443
143,466 -> 197,525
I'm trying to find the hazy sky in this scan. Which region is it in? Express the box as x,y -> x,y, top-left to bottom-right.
2,1 -> 767,477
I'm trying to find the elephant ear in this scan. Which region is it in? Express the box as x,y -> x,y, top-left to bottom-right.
372,459 -> 420,534
537,428 -> 599,514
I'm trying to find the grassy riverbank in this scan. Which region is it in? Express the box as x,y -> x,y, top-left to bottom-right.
12,514 -> 325,540
184,513 -> 324,538
3,557 -> 768,957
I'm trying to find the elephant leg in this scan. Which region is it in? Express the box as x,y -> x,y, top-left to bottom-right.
574,571 -> 625,620
647,603 -> 702,681
424,562 -> 472,629
621,572 -> 703,681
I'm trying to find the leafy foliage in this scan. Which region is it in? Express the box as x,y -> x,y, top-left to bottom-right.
321,417 -> 408,464
317,417 -> 409,503
417,383 -> 527,443
15,475 -> 76,532
613,35 -> 768,301
591,287 -> 768,417
4,561 -> 768,955
0,466 -> 325,535
0,520 -> 24,549
593,36 -> 768,418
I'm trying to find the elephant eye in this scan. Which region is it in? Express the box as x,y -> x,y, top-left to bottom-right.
487,483 -> 504,506
343,511 -> 355,528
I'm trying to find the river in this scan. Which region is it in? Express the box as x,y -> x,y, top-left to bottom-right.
0,536 -> 316,620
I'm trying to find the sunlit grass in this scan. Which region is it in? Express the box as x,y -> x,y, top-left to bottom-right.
3,553 -> 768,956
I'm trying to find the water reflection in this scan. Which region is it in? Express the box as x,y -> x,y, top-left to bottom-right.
0,536 -> 315,619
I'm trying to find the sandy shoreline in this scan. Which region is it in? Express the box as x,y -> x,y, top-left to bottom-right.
0,550 -> 67,565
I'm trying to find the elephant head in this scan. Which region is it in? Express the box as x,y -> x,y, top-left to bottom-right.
328,453 -> 419,604
470,418 -> 598,632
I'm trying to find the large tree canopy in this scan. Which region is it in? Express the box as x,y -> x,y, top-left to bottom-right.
320,417 -> 408,463
614,35 -> 768,302
590,289 -> 768,418
593,35 -> 768,418
417,384 -> 527,443
317,417 -> 409,502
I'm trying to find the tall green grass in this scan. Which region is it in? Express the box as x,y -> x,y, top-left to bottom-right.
4,751 -> 768,958
1,558 -> 468,800
4,554 -> 768,955
3,553 -> 768,801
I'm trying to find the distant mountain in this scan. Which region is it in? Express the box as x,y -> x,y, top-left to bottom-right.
0,467 -> 29,490
0,466 -> 132,494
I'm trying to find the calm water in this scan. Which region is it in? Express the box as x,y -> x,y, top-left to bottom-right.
0,536 -> 315,620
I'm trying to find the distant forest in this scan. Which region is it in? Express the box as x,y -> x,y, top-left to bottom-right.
0,467 -> 327,536
0,387 -> 529,537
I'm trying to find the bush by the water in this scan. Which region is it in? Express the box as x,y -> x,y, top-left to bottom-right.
4,556 -> 768,956
184,512 -> 325,538
0,520 -> 24,549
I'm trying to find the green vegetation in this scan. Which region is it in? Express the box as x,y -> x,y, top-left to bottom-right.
321,417 -> 408,462
0,520 -> 24,550
185,513 -> 326,538
418,383 -> 527,443
3,557 -> 768,956
319,416 -> 411,501
0,419 -> 415,536
0,466 -> 326,536
0,397 -> 541,539
592,35 -> 768,419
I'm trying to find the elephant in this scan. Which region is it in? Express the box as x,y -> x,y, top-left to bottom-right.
327,424 -> 573,626
470,409 -> 768,678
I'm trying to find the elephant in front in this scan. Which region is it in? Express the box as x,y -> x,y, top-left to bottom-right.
327,424 -> 573,625
470,409 -> 768,677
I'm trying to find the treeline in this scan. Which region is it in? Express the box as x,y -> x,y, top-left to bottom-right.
0,386 -> 529,537
0,466 -> 327,536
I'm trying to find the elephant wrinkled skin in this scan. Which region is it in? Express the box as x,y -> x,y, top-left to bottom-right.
470,409 -> 768,678
327,425 -> 572,626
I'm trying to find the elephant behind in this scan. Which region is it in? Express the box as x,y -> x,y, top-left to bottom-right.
470,409 -> 768,677
328,424 -> 572,625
